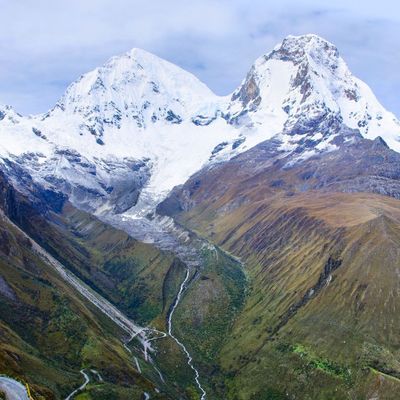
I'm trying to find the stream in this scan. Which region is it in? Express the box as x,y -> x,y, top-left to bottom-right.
167,269 -> 207,400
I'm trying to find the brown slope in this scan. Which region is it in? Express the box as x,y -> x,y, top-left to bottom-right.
158,135 -> 400,399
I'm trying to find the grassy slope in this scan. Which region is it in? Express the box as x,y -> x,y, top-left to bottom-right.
170,189 -> 400,399
16,203 -> 246,398
172,246 -> 247,398
27,203 -> 248,398
19,202 -> 180,327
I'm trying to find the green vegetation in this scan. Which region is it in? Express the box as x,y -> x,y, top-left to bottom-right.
0,220 -> 153,398
25,203 -> 179,328
289,344 -> 353,383
5,145 -> 400,399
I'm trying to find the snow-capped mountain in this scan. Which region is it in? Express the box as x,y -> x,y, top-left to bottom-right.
0,34 -> 399,215
227,34 -> 400,159
0,49 -> 234,213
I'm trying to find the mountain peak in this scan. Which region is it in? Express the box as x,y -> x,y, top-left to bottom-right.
268,34 -> 340,71
53,45 -> 216,117
60,46 -> 213,99
44,44 -> 219,151
125,46 -> 164,61
0,104 -> 23,123
228,33 -> 400,156
228,34 -> 343,121
103,47 -> 174,73
275,34 -> 337,52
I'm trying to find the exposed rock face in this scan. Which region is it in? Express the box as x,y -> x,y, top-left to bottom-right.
269,256 -> 343,337
0,275 -> 17,301
3,150 -> 151,214
267,34 -> 340,67
231,67 -> 261,109
228,34 -> 400,159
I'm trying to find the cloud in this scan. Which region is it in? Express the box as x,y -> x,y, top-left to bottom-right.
0,0 -> 399,116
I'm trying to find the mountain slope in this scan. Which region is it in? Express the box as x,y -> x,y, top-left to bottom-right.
0,164 -> 247,399
158,132 -> 400,398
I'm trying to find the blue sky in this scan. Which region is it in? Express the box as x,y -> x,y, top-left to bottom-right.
0,0 -> 399,116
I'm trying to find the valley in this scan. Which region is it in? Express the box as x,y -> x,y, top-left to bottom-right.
0,33 -> 400,399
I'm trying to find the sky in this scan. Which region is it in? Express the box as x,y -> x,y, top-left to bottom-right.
0,0 -> 399,116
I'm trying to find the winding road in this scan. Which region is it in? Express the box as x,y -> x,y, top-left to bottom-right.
0,377 -> 29,400
65,370 -> 90,400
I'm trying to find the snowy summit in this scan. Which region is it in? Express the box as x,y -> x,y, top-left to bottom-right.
0,34 -> 399,214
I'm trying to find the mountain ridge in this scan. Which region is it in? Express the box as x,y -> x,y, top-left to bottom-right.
0,34 -> 399,215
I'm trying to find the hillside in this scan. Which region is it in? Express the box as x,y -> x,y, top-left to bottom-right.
159,135 -> 400,399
